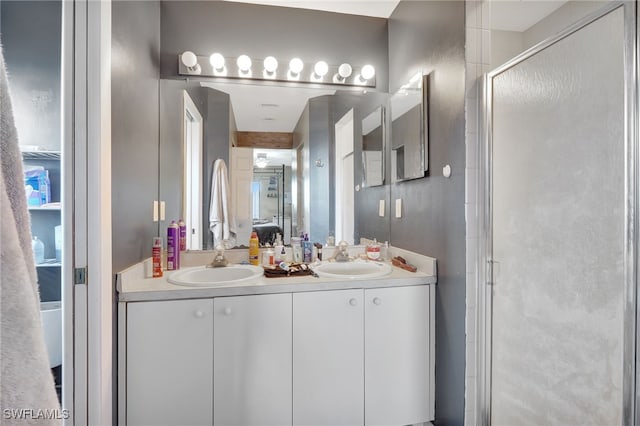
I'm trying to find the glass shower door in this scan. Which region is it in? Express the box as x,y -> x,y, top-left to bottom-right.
488,5 -> 627,425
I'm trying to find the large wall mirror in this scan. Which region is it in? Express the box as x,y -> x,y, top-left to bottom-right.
159,79 -> 391,249
390,72 -> 429,182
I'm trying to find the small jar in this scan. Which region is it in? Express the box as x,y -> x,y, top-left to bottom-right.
366,239 -> 381,261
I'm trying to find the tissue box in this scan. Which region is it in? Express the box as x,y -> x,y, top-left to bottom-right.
24,167 -> 51,207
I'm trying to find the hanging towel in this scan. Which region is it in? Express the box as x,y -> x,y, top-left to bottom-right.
209,159 -> 237,248
0,44 -> 61,423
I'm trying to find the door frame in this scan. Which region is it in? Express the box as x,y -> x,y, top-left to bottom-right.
477,2 -> 637,424
334,109 -> 355,244
182,90 -> 203,250
62,0 -> 113,424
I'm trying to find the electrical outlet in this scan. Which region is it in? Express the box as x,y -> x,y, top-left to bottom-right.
153,200 -> 159,222
379,199 -> 385,217
160,201 -> 166,221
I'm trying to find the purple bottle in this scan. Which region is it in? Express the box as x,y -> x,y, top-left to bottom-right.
178,219 -> 187,251
167,221 -> 180,270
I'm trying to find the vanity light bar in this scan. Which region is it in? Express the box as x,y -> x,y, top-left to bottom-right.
178,52 -> 376,88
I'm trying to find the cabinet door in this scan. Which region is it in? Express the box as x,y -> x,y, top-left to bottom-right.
214,294 -> 292,426
293,290 -> 364,426
364,285 -> 431,425
126,299 -> 214,426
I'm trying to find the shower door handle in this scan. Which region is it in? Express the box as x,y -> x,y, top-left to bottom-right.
488,259 -> 500,286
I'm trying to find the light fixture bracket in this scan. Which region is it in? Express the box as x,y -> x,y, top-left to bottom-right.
178,54 -> 376,88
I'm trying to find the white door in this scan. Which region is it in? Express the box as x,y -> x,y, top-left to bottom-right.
293,290 -> 364,426
214,294 -> 292,426
334,109 -> 354,244
364,286 -> 431,425
230,147 -> 254,246
126,299 -> 214,426
182,91 -> 203,250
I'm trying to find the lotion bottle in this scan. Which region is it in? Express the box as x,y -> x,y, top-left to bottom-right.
249,232 -> 260,265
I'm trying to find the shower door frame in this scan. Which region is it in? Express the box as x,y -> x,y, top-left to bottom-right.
477,2 -> 638,425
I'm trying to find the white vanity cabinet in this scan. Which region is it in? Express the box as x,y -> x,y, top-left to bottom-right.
125,299 -> 214,426
121,284 -> 434,426
293,289 -> 364,425
365,285 -> 433,425
213,294 -> 293,426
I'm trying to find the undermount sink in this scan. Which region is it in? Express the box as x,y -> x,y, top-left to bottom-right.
168,264 -> 264,287
312,261 -> 392,279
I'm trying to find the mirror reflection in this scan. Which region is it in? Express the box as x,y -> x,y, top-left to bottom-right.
361,106 -> 385,187
390,72 -> 428,182
250,151 -> 291,246
160,79 -> 391,249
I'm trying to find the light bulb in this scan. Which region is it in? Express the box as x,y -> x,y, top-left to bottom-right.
289,58 -> 304,75
181,51 -> 198,68
361,64 -> 375,80
209,53 -> 225,70
314,61 -> 328,77
264,56 -> 278,73
338,63 -> 352,79
237,55 -> 252,72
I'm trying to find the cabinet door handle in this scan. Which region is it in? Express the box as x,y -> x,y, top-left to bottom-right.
349,298 -> 358,306
224,307 -> 232,316
373,297 -> 382,305
194,310 -> 205,318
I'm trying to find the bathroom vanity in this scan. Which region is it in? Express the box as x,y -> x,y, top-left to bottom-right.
117,251 -> 436,426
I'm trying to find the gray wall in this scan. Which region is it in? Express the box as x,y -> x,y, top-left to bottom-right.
160,1 -> 388,91
111,0 -> 160,272
307,96 -> 333,242
1,0 -> 61,151
388,2 -> 466,425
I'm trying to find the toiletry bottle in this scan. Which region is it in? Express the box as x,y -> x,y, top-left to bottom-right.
302,235 -> 313,263
265,245 -> 275,265
167,221 -> 180,270
32,236 -> 45,264
178,219 -> 187,251
249,231 -> 260,265
366,238 -> 381,260
326,232 -> 335,247
152,237 -> 163,277
381,241 -> 389,261
274,234 -> 284,263
314,242 -> 323,261
291,236 -> 303,263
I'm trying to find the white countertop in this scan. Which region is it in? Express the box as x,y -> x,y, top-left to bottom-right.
117,246 -> 437,302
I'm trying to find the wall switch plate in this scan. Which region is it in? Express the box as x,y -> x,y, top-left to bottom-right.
153,200 -> 159,222
395,199 -> 402,218
379,199 -> 385,217
160,201 -> 166,221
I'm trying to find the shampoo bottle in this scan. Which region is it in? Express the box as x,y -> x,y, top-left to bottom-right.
152,237 -> 163,277
178,219 -> 187,251
249,231 -> 260,265
167,221 -> 180,270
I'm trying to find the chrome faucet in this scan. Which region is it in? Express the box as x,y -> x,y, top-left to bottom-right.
207,245 -> 229,268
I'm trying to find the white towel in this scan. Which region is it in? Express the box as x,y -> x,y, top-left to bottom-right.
0,43 -> 61,422
209,159 -> 237,248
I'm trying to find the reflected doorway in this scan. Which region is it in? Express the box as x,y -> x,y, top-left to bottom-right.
182,91 -> 203,250
334,109 -> 354,245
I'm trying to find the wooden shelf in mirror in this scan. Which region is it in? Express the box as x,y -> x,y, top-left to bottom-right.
235,132 -> 293,149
